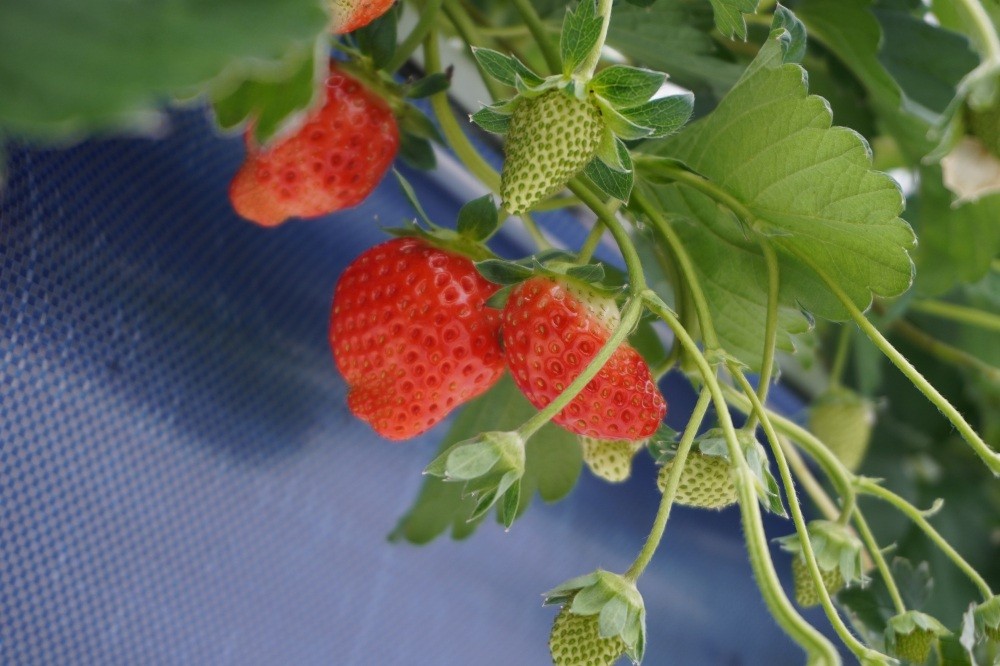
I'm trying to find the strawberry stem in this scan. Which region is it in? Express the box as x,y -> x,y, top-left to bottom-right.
569,179 -> 646,292
742,239 -> 780,432
516,297 -> 644,440
624,389 -> 712,582
576,221 -> 605,264
788,246 -> 1000,476
851,512 -> 907,615
385,0 -> 445,73
856,478 -> 995,600
509,0 -> 561,74
578,0 -> 614,80
909,299 -> 1000,335
827,324 -> 853,391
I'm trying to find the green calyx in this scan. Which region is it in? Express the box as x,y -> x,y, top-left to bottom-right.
974,595 -> 1000,643
885,611 -> 949,664
424,430 -> 526,529
468,3 -> 692,210
544,570 -> 647,664
475,249 -> 621,310
777,520 -> 866,606
966,98 -> 1000,159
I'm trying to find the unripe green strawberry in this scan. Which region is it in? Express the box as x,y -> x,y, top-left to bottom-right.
580,437 -> 645,483
974,596 -> 1000,643
501,90 -> 603,214
886,611 -> 949,664
892,628 -> 935,664
809,390 -> 875,472
549,605 -> 626,666
791,557 -> 844,608
656,451 -> 736,509
967,101 -> 1000,159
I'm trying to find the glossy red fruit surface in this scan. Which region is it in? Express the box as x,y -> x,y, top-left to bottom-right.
330,238 -> 505,440
229,63 -> 399,227
502,277 -> 666,441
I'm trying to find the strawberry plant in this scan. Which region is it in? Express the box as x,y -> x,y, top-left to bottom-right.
2,0 -> 1000,663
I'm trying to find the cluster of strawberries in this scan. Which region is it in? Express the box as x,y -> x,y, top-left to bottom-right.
226,1 -> 668,449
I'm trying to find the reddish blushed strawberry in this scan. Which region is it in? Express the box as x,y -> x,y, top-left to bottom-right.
329,0 -> 395,34
329,238 -> 504,440
501,276 -> 666,441
229,63 -> 399,227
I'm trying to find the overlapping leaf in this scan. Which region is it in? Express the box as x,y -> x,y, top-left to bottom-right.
646,11 -> 915,324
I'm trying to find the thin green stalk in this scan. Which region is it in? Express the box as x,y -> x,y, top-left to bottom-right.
731,369 -> 883,662
517,297 -> 644,439
441,0 -> 507,102
851,512 -> 907,615
856,478 -> 994,600
954,0 -> 1000,69
577,222 -> 605,264
578,0 -> 614,79
744,239 -> 780,432
778,435 -> 842,522
634,156 -> 757,228
517,211 -> 551,250
644,294 -> 841,665
909,299 -> 1000,335
509,0 -> 561,74
569,179 -> 646,291
827,324 -> 854,390
423,32 -> 502,192
624,389 -> 713,581
531,195 -> 583,212
632,187 -> 720,349
891,318 -> 1000,383
386,0 -> 445,73
786,246 -> 1000,476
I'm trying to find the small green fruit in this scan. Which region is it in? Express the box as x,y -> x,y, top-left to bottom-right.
886,611 -> 949,664
892,628 -> 934,664
656,451 -> 736,509
791,557 -> 844,608
501,90 -> 603,214
809,390 -> 875,472
580,437 -> 645,483
549,605 -> 626,666
967,101 -> 1000,159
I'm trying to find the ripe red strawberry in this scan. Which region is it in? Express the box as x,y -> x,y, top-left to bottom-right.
329,0 -> 395,34
501,277 -> 666,441
329,237 -> 504,440
229,63 -> 399,227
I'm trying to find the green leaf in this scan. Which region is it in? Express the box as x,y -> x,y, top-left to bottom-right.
355,5 -> 398,71
618,94 -> 693,138
561,0 -> 604,76
397,105 -> 445,143
650,18 -> 916,323
0,0 -> 327,139
589,66 -> 666,109
390,375 -> 581,544
405,72 -> 452,99
470,104 -> 512,135
596,98 -> 654,141
456,195 -> 499,241
472,48 -> 543,88
707,0 -> 758,41
607,1 -> 744,99
209,43 -> 321,144
584,140 -> 634,202
912,168 -> 1000,296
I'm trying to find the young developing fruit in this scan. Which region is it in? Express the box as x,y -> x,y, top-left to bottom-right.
809,390 -> 876,472
892,628 -> 935,664
328,0 -> 394,34
501,90 -> 603,214
229,63 -> 399,227
656,452 -> 736,509
968,101 -> 1000,159
580,437 -> 646,483
501,277 -> 666,441
329,238 -> 504,440
790,557 -> 844,608
549,605 -> 626,666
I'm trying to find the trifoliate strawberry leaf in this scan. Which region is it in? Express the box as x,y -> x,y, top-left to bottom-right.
644,11 -> 915,323
470,104 -> 512,135
471,48 -> 543,88
584,140 -> 634,201
561,0 -> 603,77
589,66 -> 666,109
0,0 -> 327,139
354,4 -> 398,71
210,43 -> 322,144
618,94 -> 693,139
707,0 -> 758,41
390,375 -> 581,544
456,194 -> 499,241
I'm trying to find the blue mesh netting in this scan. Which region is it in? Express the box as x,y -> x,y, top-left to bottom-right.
0,107 -> 840,664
